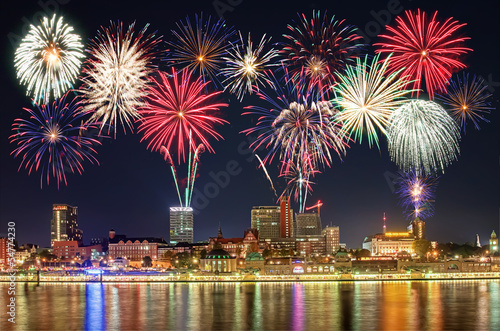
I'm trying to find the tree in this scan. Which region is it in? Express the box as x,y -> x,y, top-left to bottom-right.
413,239 -> 432,260
235,243 -> 244,257
354,249 -> 371,258
262,248 -> 272,258
200,249 -> 208,259
38,249 -> 57,261
247,242 -> 259,254
162,250 -> 174,261
174,252 -> 192,268
142,256 -> 152,268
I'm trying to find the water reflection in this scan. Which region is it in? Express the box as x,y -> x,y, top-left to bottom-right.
1,280 -> 499,331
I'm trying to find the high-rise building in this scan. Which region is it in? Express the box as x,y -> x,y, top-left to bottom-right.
280,196 -> 293,238
251,206 -> 280,240
169,207 -> 194,244
322,226 -> 340,254
51,204 -> 82,247
490,230 -> 498,254
296,212 -> 322,236
407,218 -> 426,240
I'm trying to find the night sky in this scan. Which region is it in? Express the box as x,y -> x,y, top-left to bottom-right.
0,0 -> 498,248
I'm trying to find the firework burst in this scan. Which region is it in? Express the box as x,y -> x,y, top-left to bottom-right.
242,70 -> 349,169
14,14 -> 84,102
280,158 -> 320,213
375,9 -> 472,99
9,93 -> 101,188
387,99 -> 460,175
221,32 -> 279,100
138,68 -> 229,163
436,73 -> 493,133
396,169 -> 438,220
333,54 -> 414,148
168,13 -> 235,86
281,10 -> 363,92
79,21 -> 160,137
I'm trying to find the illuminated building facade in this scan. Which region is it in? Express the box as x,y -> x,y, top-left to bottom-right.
322,226 -> 340,254
296,235 -> 326,256
363,232 -> 415,256
200,249 -> 237,273
0,238 -> 9,266
296,212 -> 322,236
52,241 -> 102,260
251,206 -> 280,239
280,196 -> 293,238
169,207 -> 194,244
50,204 -> 82,247
490,230 -> 498,254
407,218 -> 426,240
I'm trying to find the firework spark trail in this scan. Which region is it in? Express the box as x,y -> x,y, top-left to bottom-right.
436,73 -> 494,133
10,93 -> 100,188
255,154 -> 278,197
333,53 -> 415,149
281,10 -> 364,94
161,146 -> 183,206
396,169 -> 438,220
169,13 -> 236,86
375,9 -> 472,99
138,68 -> 228,164
14,14 -> 84,102
279,158 -> 319,213
79,21 -> 160,137
221,32 -> 279,100
188,144 -> 206,205
387,99 -> 460,175
242,69 -> 349,170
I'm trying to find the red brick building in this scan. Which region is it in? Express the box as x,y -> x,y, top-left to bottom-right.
52,241 -> 102,261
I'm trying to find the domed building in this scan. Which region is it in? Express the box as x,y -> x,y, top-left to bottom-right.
245,252 -> 265,271
200,249 -> 237,273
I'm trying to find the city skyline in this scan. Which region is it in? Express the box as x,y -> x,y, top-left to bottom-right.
0,0 -> 498,249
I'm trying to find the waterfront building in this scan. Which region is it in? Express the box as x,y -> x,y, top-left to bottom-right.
251,206 -> 281,240
490,231 -> 498,254
108,230 -> 167,262
363,232 -> 415,256
245,252 -> 265,271
0,237 -> 9,266
52,241 -> 103,261
295,212 -> 322,236
208,227 -> 260,258
352,256 -> 398,274
51,204 -> 83,247
322,226 -> 340,254
200,248 -> 237,273
280,196 -> 294,238
169,207 -> 194,244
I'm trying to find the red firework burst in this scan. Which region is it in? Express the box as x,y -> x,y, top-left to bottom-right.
375,10 -> 472,99
281,10 -> 363,93
138,68 -> 228,163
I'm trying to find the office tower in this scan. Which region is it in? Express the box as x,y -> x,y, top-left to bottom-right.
490,231 -> 498,254
51,204 -> 82,247
322,226 -> 340,254
280,196 -> 293,238
251,206 -> 281,240
296,212 -> 322,236
408,218 -> 426,240
170,207 -> 194,244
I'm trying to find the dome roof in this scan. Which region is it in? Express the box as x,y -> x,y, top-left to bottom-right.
245,252 -> 264,261
205,249 -> 232,259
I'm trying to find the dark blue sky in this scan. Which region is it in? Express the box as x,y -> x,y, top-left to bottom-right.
0,0 -> 498,248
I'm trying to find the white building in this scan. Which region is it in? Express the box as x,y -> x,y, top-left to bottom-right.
170,207 -> 194,244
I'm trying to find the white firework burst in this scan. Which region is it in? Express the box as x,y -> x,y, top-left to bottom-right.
79,22 -> 159,136
387,99 -> 460,175
221,32 -> 278,100
333,54 -> 414,148
14,14 -> 84,102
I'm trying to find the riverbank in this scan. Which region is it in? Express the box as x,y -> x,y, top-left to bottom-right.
1,272 -> 499,283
